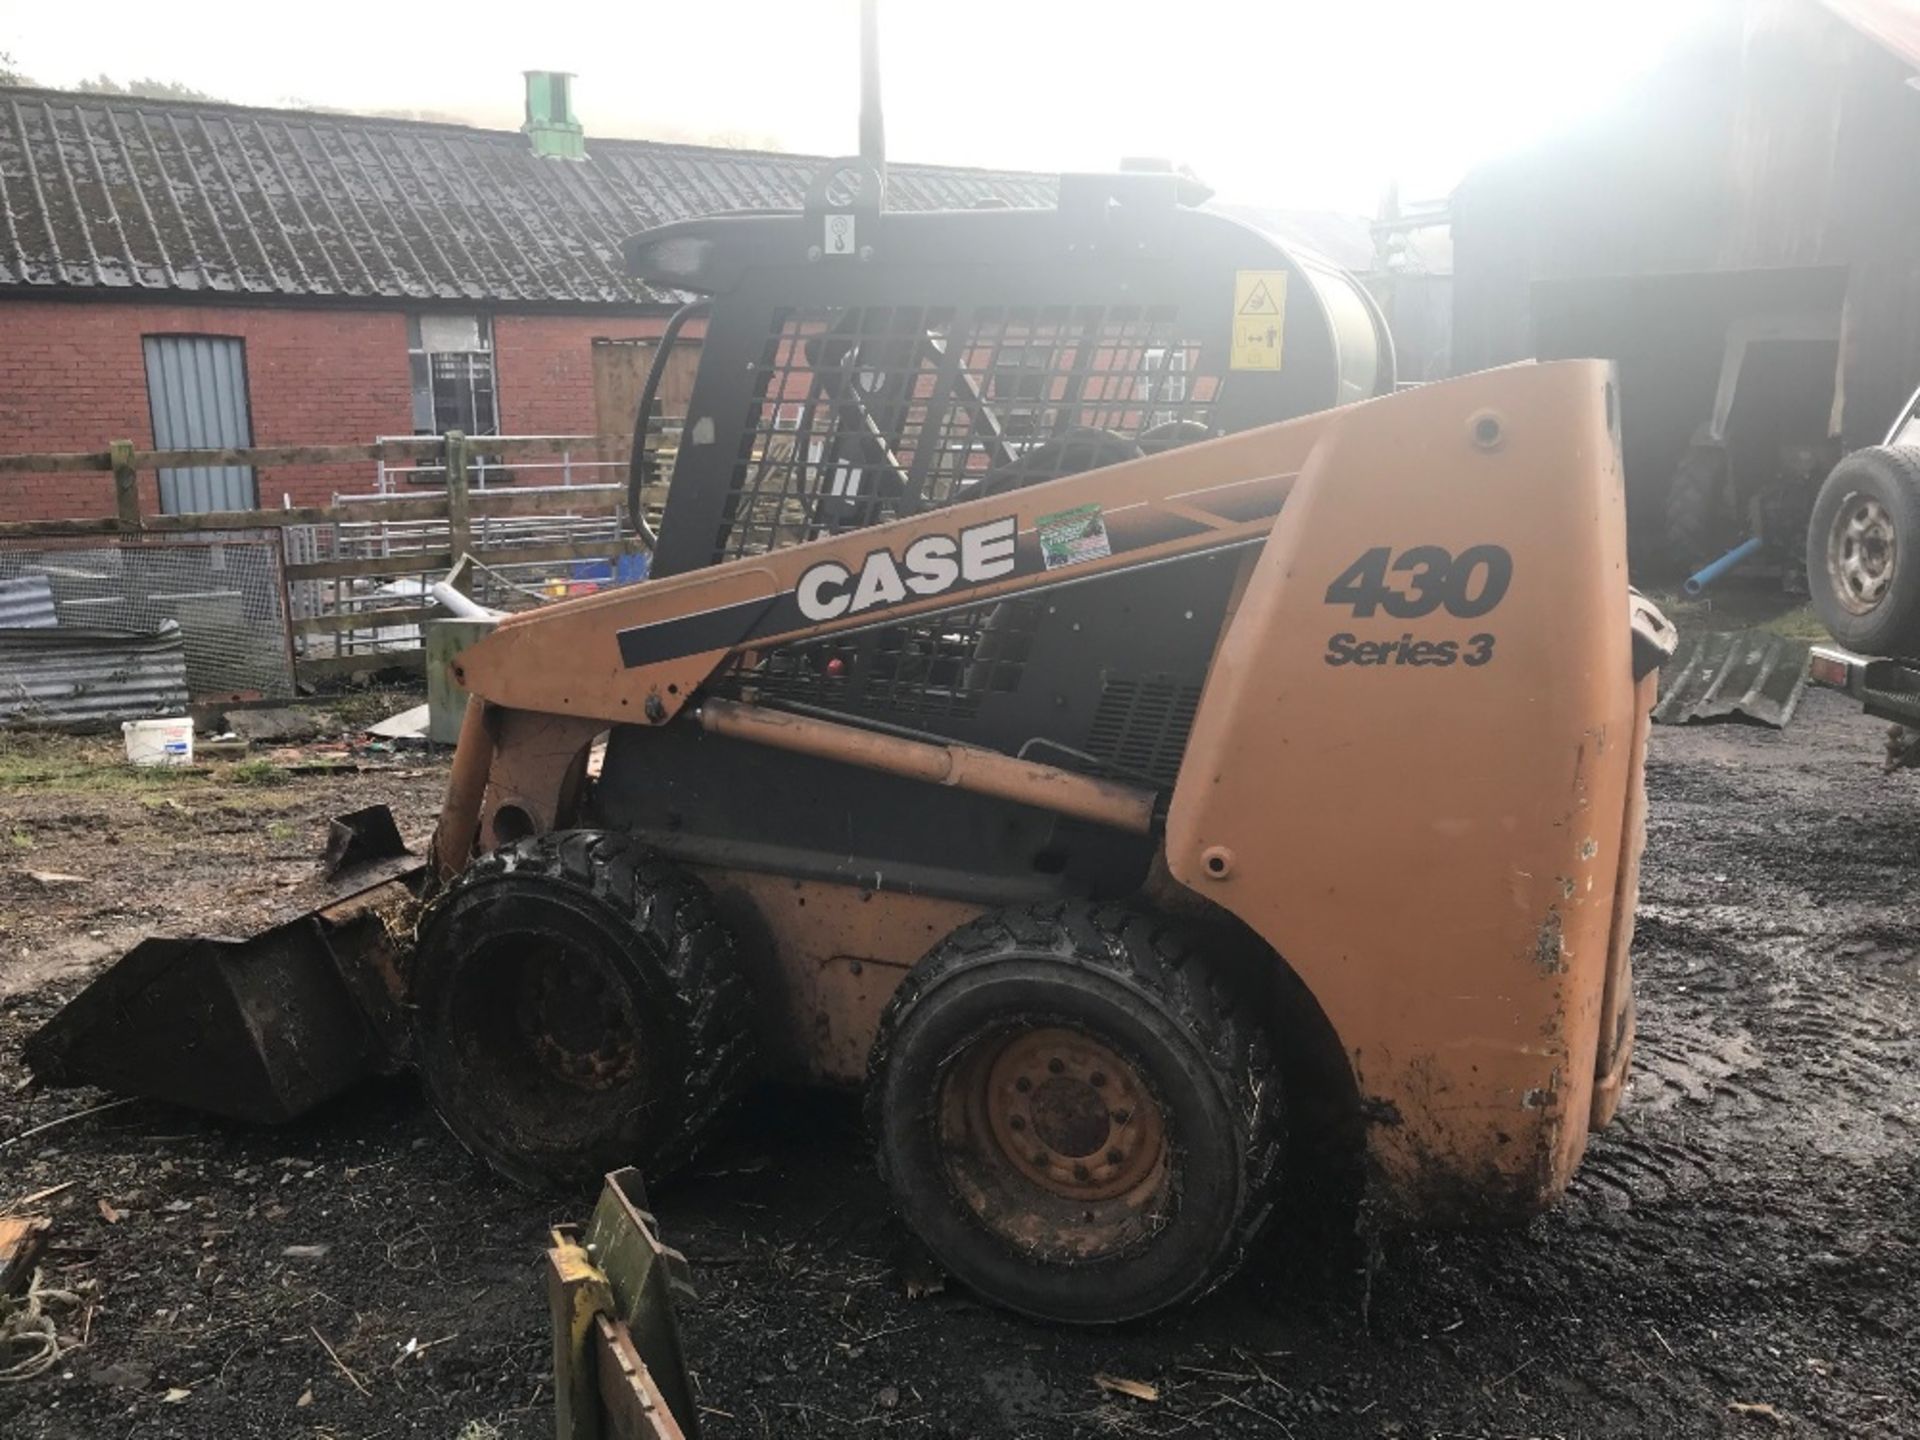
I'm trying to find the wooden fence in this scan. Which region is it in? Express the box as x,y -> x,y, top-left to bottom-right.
0,432 -> 658,686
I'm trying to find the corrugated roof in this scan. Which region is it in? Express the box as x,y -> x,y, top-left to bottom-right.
0,87 -> 1058,306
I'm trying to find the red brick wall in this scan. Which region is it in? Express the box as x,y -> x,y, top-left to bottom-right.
0,301 -> 674,522
0,300 -> 413,520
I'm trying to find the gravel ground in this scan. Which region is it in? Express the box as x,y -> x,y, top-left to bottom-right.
0,686 -> 1915,1439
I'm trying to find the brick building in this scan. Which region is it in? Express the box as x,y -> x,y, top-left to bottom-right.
0,78 -> 1053,521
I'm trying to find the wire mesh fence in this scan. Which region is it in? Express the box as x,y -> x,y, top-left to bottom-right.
0,534 -> 297,699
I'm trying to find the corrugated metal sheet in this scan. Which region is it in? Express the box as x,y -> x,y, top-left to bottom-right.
0,575 -> 56,629
0,539 -> 296,699
0,88 -> 1059,306
143,336 -> 257,513
1652,628 -> 1812,727
0,622 -> 189,728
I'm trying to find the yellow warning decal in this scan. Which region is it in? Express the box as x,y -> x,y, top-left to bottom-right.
1230,270 -> 1287,372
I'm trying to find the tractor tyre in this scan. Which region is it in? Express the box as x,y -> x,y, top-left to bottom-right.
1665,444 -> 1740,575
411,831 -> 756,1189
1807,446 -> 1920,656
867,904 -> 1284,1323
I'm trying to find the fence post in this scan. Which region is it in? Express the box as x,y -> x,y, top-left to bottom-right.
445,430 -> 472,595
110,440 -> 141,533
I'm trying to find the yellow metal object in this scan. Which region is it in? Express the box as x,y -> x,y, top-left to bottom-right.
549,1234 -> 617,1440
547,1169 -> 697,1440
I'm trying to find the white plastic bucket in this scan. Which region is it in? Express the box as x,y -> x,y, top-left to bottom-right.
122,716 -> 194,767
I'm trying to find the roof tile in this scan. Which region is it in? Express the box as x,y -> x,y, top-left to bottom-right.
0,87 -> 1057,305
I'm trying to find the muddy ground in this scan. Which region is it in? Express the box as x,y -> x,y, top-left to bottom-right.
0,686 -> 1915,1439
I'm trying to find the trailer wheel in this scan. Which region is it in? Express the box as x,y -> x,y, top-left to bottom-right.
411,831 -> 756,1189
1809,446 -> 1920,656
867,904 -> 1283,1323
1665,444 -> 1740,573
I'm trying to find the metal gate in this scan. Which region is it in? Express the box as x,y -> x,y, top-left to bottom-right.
143,336 -> 258,514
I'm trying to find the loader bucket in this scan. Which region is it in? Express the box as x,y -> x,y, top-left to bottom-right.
25,812 -> 426,1125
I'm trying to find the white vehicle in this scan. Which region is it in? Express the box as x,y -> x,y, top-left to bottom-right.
1808,383 -> 1920,748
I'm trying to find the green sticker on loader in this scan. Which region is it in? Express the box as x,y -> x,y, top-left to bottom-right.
1037,502 -> 1113,571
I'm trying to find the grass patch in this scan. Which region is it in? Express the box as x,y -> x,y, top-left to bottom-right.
0,731 -> 295,797
227,758 -> 290,788
1754,604 -> 1828,642
0,733 -> 207,794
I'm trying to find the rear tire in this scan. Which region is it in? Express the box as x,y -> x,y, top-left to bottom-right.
411,831 -> 755,1188
1665,444 -> 1739,574
867,904 -> 1283,1323
1807,446 -> 1920,656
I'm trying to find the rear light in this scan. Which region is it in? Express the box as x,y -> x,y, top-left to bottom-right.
1809,651 -> 1853,689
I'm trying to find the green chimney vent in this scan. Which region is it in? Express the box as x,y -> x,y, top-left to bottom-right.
523,71 -> 585,160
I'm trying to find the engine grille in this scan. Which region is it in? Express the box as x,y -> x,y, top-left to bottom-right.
1084,674 -> 1204,786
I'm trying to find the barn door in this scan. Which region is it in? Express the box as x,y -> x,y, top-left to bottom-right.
592,337 -> 702,446
143,336 -> 257,514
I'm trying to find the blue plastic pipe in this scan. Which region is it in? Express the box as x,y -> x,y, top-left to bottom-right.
1683,535 -> 1763,596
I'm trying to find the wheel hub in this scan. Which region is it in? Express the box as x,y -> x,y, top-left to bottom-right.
1828,493 -> 1897,615
935,1022 -> 1173,1261
982,1029 -> 1163,1201
515,949 -> 639,1091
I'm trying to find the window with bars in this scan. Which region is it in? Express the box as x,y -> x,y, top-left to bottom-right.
712,305 -> 1218,564
409,314 -> 499,436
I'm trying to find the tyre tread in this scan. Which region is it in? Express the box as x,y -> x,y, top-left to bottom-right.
867,902 -> 1285,1314
420,830 -> 756,1182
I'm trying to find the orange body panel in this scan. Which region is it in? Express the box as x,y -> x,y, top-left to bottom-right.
690,870 -> 986,1084
448,359 -> 1649,1226
1165,360 -> 1637,1222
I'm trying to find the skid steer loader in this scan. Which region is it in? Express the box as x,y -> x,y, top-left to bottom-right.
27,159 -> 1674,1323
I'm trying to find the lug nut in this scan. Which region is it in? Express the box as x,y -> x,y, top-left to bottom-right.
1032,1151 -> 1050,1167
1015,1077 -> 1032,1094
1090,1071 -> 1106,1087
1112,1109 -> 1131,1125
1047,1058 -> 1065,1075
1009,1115 -> 1025,1131
1106,1149 -> 1123,1165
1073,1163 -> 1090,1181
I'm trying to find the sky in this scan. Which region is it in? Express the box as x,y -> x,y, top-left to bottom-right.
0,0 -> 1723,214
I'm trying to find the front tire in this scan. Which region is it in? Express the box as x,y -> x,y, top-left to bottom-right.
411,831 -> 755,1188
1808,446 -> 1920,656
868,904 -> 1283,1323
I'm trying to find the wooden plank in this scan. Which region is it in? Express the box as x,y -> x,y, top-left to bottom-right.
293,604 -> 434,637
295,649 -> 428,680
286,551 -> 453,582
0,516 -> 125,539
469,488 -> 627,518
445,432 -> 473,596
331,495 -> 451,522
0,450 -> 115,474
111,440 -> 141,533
130,439 -> 444,469
473,536 -> 653,567
481,434 -> 635,460
145,495 -> 453,529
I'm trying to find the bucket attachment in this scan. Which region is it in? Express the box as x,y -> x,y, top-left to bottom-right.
548,1169 -> 700,1440
25,808 -> 426,1125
